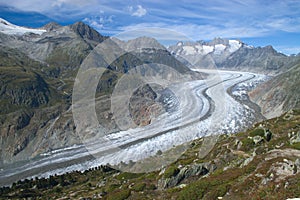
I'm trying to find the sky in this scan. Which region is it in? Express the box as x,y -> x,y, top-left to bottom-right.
0,0 -> 300,55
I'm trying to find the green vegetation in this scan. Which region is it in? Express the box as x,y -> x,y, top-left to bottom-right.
106,189 -> 131,200
249,128 -> 265,137
1,110 -> 299,199
132,183 -> 146,192
163,166 -> 180,179
291,142 -> 300,150
116,172 -> 144,180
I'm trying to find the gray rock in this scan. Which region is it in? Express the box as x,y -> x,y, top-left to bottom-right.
290,131 -> 300,144
264,129 -> 272,142
295,158 -> 300,173
158,163 -> 211,189
252,135 -> 264,145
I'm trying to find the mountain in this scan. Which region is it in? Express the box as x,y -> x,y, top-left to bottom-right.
0,20 -> 109,163
219,45 -> 292,73
168,38 -> 244,68
0,19 -> 197,164
249,59 -> 300,118
168,38 -> 296,74
2,110 -> 300,199
113,36 -> 191,74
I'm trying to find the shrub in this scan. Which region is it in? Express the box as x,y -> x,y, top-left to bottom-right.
291,142 -> 300,150
240,138 -> 254,151
164,166 -> 180,179
106,189 -> 131,200
132,183 -> 146,192
249,129 -> 265,137
116,172 -> 144,180
147,184 -> 157,190
177,181 -> 209,200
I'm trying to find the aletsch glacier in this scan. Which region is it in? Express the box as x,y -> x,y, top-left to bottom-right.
0,69 -> 268,185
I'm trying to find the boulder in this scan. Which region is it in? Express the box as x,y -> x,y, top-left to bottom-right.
252,135 -> 264,145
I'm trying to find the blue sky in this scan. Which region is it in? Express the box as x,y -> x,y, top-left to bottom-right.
0,0 -> 300,55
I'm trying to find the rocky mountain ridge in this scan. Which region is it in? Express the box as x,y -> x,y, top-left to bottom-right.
168,38 -> 298,74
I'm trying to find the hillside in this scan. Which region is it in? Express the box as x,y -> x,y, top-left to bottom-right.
250,59 -> 300,119
1,110 -> 299,199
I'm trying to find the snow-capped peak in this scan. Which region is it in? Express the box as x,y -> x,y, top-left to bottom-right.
166,38 -> 246,68
168,38 -> 243,57
0,18 -> 46,35
228,40 -> 242,53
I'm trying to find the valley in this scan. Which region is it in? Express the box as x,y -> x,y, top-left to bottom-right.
0,69 -> 267,186
0,16 -> 299,200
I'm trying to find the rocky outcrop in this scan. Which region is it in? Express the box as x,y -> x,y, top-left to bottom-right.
129,84 -> 163,126
158,163 -> 213,189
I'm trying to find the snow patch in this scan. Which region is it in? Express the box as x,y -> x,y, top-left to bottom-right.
182,46 -> 197,55
228,40 -> 242,53
202,45 -> 214,54
0,18 -> 46,35
214,44 -> 226,54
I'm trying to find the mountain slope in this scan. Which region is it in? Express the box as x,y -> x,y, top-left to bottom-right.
1,110 -> 299,199
249,60 -> 300,118
0,20 -> 110,163
219,45 -> 289,73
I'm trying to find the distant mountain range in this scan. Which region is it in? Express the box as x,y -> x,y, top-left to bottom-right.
168,38 -> 299,74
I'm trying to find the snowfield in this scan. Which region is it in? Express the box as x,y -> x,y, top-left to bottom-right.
0,18 -> 46,35
0,69 -> 268,186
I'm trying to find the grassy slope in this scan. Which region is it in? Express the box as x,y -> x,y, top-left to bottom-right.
1,110 -> 299,200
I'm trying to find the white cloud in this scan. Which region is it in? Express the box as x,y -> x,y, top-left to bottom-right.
83,15 -> 114,31
120,22 -> 269,42
83,18 -> 104,29
276,46 -> 300,55
115,27 -> 190,42
131,5 -> 147,17
265,17 -> 300,33
51,0 -> 96,7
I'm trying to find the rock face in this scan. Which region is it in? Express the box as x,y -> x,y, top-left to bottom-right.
129,84 -> 164,126
70,22 -> 106,44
